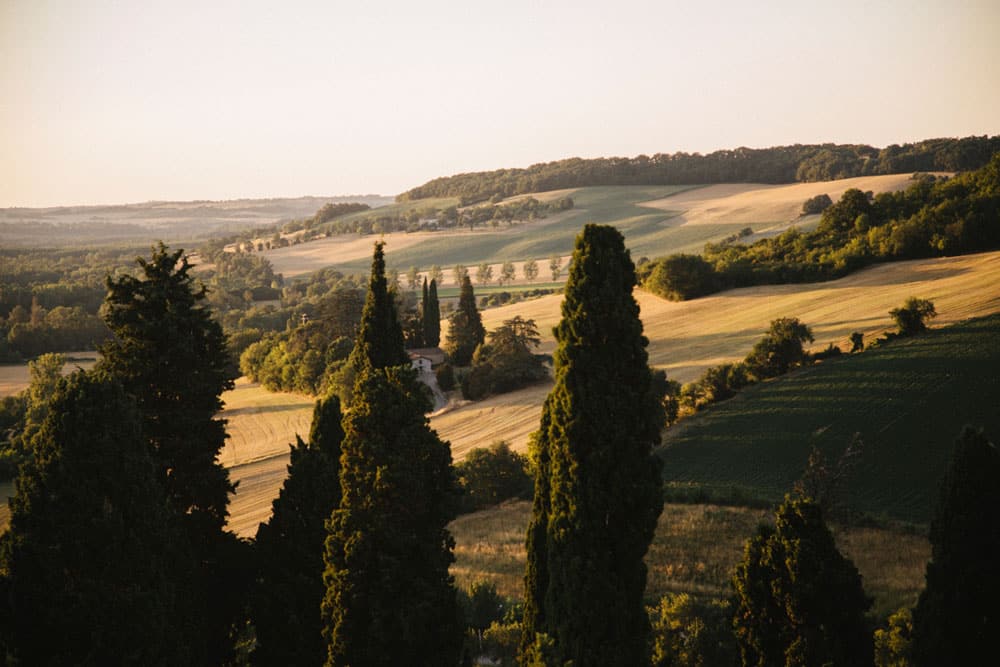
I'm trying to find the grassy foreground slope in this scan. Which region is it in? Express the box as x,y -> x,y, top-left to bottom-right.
659,313 -> 1000,524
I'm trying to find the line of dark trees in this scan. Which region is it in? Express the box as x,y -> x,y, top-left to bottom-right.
398,136 -> 1000,204
642,152 -> 1000,300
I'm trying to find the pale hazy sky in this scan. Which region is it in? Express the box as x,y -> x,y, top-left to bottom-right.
2,0 -> 998,207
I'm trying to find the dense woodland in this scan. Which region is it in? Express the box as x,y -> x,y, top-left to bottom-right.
399,136 -> 1000,204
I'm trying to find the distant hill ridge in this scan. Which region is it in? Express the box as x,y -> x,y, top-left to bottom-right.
399,136 -> 1000,205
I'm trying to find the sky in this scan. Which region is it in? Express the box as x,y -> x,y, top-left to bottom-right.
2,0 -> 998,207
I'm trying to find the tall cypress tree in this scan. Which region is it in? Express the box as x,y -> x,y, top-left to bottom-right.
445,275 -> 484,365
423,278 -> 441,347
912,426 -> 1000,666
521,224 -> 664,666
0,372 -> 187,664
322,242 -> 461,665
253,395 -> 344,666
348,241 -> 408,374
97,242 -> 246,662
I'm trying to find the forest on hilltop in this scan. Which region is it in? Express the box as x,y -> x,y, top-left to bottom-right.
398,135 -> 1000,205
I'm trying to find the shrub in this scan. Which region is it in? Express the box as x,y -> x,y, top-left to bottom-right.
455,441 -> 532,513
890,297 -> 936,336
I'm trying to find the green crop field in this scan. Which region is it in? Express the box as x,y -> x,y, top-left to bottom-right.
659,313 -> 1000,524
329,185 -> 758,275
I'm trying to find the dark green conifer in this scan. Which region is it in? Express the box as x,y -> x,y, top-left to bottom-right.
521,224 -> 664,666
0,372 -> 187,664
732,497 -> 873,666
252,395 -> 344,666
424,278 -> 441,347
322,241 -> 461,665
348,241 -> 408,374
912,426 -> 1000,666
97,242 -> 246,662
445,275 -> 484,365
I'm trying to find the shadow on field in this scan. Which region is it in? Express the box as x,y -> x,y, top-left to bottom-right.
224,403 -> 311,417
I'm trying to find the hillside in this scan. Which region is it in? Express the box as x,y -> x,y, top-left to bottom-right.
263,174 -> 921,281
397,136 -> 1000,204
224,249 -> 1000,536
659,313 -> 1000,524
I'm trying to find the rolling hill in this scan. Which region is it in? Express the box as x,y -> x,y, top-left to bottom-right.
261,174 -> 923,282
224,248 -> 1000,536
658,313 -> 1000,524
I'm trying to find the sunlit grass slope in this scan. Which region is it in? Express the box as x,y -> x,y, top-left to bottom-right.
659,313 -> 1000,524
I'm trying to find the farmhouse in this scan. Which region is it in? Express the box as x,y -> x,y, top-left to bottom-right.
408,347 -> 445,372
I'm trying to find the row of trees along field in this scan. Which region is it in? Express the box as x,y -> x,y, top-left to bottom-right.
398,135 -> 1000,205
1,234 -> 997,664
642,152 -> 1000,300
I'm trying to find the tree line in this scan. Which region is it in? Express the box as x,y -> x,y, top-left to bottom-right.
398,136 -> 1000,205
642,152 -> 1000,301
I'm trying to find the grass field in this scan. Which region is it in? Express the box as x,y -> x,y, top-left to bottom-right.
659,312 -> 1000,524
0,353 -> 100,398
433,250 -> 1000,461
450,500 -> 928,618
259,176 -> 924,287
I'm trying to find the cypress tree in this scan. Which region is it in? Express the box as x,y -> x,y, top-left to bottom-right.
732,497 -> 873,666
97,242 -> 246,662
424,278 -> 441,347
348,241 -> 408,374
521,224 -> 664,666
252,395 -> 344,666
0,372 -> 187,664
322,242 -> 461,665
445,275 -> 484,366
912,426 -> 1000,666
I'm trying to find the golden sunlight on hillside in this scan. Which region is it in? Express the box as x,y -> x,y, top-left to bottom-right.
226,249 -> 1000,536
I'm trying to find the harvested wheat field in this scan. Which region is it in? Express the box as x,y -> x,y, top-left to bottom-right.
219,377 -> 314,467
223,250 -> 1000,536
0,354 -> 99,398
432,249 -> 1000,461
640,173 -> 938,228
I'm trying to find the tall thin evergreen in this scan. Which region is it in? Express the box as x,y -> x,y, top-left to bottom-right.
423,278 -> 441,347
521,224 -> 664,666
253,395 -> 344,666
445,275 -> 484,365
347,241 -> 408,374
912,426 -> 1000,665
322,242 -> 461,665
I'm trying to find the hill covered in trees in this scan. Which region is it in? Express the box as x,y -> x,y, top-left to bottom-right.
398,136 -> 1000,205
642,152 -> 1000,300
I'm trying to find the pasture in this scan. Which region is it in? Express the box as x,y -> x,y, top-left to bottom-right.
450,500 -> 929,618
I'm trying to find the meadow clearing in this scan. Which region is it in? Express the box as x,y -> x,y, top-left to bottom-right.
450,500 -> 929,618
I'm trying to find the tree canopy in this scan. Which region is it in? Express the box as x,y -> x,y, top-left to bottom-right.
445,275 -> 485,366
912,426 -> 1000,666
253,395 -> 345,666
732,497 -> 872,667
522,224 -> 664,665
322,242 -> 461,665
0,372 -> 187,664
